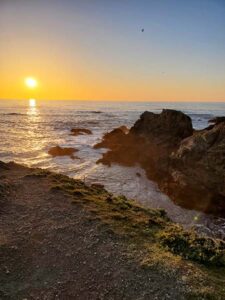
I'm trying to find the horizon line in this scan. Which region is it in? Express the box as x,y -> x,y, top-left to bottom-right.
0,98 -> 225,103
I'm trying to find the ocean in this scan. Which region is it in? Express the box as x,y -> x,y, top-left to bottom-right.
0,99 -> 225,239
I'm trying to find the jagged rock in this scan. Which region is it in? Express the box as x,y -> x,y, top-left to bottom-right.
130,109 -> 193,145
95,110 -> 225,217
164,121 -> 225,215
94,126 -> 129,150
95,110 -> 193,177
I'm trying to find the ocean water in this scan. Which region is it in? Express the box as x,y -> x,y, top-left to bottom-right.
0,99 -> 225,239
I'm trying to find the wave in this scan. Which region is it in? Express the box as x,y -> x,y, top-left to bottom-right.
187,113 -> 214,118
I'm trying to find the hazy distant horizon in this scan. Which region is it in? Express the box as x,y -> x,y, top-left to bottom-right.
1,98 -> 225,103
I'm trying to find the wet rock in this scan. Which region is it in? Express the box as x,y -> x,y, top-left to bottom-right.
71,128 -> 92,136
48,146 -> 78,159
94,126 -> 129,150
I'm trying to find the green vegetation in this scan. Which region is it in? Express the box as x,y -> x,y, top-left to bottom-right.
159,226 -> 225,266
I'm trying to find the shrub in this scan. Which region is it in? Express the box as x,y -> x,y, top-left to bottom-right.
160,227 -> 225,266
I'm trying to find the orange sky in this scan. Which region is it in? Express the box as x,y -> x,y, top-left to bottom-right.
0,1 -> 225,102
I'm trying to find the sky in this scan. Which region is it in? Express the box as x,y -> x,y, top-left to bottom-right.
0,0 -> 225,101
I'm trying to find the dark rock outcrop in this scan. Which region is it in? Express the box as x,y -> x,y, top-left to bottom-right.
94,109 -> 225,217
209,116 -> 225,125
164,120 -> 225,215
130,109 -> 193,144
95,110 -> 193,178
71,128 -> 92,136
94,126 -> 129,150
0,161 -> 10,170
48,146 -> 78,159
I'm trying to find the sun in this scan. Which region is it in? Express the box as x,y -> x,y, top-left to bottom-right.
25,77 -> 38,89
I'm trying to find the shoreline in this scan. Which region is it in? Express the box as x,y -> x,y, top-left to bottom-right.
0,161 -> 225,299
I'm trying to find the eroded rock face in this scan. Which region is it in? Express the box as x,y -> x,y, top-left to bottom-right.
164,120 -> 225,215
94,109 -> 225,217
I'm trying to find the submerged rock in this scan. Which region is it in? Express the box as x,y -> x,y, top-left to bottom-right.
94,109 -> 225,217
48,146 -> 78,159
71,128 -> 92,136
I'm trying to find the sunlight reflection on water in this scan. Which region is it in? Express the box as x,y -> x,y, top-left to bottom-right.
27,99 -> 37,116
29,98 -> 36,107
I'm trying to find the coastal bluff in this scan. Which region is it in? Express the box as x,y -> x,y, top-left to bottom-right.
0,161 -> 225,299
95,109 -> 225,217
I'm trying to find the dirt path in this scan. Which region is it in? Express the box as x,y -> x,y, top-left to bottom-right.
0,162 -> 223,299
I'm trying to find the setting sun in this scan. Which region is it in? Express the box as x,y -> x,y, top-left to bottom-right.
25,77 -> 38,89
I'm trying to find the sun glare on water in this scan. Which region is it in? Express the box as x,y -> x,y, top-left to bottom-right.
25,77 -> 38,89
29,98 -> 36,107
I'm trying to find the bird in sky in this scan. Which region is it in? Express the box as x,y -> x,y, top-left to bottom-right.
141,28 -> 144,32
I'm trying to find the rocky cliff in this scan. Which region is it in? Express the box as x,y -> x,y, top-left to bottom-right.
95,109 -> 225,217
